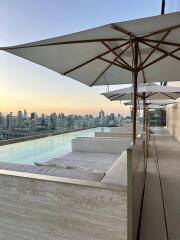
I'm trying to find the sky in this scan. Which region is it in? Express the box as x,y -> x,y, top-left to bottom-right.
0,0 -> 179,116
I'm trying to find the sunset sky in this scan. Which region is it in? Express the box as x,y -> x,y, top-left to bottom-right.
0,0 -> 177,116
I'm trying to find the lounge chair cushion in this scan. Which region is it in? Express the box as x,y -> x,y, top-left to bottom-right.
46,152 -> 119,172
72,137 -> 131,154
0,161 -> 105,182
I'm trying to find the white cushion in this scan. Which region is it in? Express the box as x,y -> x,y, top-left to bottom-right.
0,161 -> 105,182
47,152 -> 119,172
72,137 -> 131,154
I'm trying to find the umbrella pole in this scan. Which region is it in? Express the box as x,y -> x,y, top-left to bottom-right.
143,94 -> 146,131
145,105 -> 149,156
133,41 -> 138,143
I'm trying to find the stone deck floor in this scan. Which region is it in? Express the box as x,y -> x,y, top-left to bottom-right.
140,131 -> 180,240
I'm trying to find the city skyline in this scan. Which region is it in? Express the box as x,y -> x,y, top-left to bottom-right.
0,0 -> 177,114
0,102 -> 130,116
0,108 -> 131,118
0,109 -> 133,140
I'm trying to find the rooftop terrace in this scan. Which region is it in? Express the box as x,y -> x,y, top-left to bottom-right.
140,128 -> 180,240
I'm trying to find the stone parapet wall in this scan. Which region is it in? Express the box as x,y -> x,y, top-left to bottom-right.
167,103 -> 180,142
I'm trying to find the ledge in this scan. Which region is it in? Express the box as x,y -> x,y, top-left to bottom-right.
0,169 -> 126,192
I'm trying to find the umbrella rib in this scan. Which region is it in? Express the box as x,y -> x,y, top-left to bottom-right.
90,64 -> 114,87
137,93 -> 143,98
109,95 -> 121,101
1,24 -> 179,52
98,57 -> 130,70
137,44 -> 146,83
111,24 -> 136,38
101,42 -> 132,69
63,41 -> 130,75
101,41 -> 133,70
139,38 -> 180,47
139,46 -> 180,71
161,92 -> 176,100
146,92 -> 157,98
141,24 -> 180,39
139,30 -> 171,68
1,38 -> 128,51
90,48 -> 129,87
99,57 -> 132,71
110,94 -> 126,101
108,94 -> 120,99
110,92 -> 142,101
139,40 -> 180,62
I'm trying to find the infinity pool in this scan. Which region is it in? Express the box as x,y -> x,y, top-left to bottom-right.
0,127 -> 110,164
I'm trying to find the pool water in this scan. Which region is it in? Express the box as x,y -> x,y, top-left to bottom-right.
0,127 -> 110,164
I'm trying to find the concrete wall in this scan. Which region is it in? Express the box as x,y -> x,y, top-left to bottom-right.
166,82 -> 180,142
167,103 -> 180,142
0,170 -> 127,240
127,139 -> 145,240
0,138 -> 145,240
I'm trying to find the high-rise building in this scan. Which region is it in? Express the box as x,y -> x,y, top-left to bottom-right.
31,112 -> 36,120
7,112 -> 13,131
99,110 -> 106,126
51,113 -> 57,129
23,109 -> 28,119
41,114 -> 46,126
0,113 -> 3,129
16,111 -> 24,128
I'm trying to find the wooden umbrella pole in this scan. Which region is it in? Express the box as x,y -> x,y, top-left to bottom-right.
146,106 -> 149,135
133,41 -> 138,143
143,94 -> 146,131
145,105 -> 149,157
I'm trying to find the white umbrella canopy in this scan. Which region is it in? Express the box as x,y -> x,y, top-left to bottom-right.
102,83 -> 180,101
124,100 -> 178,110
124,99 -> 178,105
127,104 -> 166,109
140,105 -> 166,109
1,12 -> 180,87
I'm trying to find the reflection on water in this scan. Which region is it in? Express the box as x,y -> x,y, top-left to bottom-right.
0,127 -> 110,164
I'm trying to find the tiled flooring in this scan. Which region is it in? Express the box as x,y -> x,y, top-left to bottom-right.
140,133 -> 180,240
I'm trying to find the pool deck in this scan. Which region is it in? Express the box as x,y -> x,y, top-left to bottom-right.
140,129 -> 180,240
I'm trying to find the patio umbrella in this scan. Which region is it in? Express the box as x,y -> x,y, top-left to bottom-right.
124,101 -> 177,109
125,98 -> 179,125
124,99 -> 178,106
102,83 -> 180,101
126,103 -> 167,109
102,83 -> 180,130
1,12 -> 180,141
124,99 -> 177,125
138,105 -> 166,109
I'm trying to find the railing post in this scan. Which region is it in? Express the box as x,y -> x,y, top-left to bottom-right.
127,146 -> 133,240
132,40 -> 138,143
